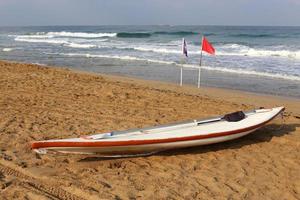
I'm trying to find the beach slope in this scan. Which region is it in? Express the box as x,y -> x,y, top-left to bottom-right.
0,60 -> 299,199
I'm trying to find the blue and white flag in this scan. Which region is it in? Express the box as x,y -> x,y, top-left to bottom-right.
182,38 -> 188,57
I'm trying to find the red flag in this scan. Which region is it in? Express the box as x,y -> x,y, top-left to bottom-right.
201,36 -> 215,55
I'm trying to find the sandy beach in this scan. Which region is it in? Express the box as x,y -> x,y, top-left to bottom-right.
0,60 -> 299,199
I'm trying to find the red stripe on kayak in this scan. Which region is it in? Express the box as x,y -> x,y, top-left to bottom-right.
31,107 -> 284,149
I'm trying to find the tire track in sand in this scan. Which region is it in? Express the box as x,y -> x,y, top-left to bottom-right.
0,161 -> 86,200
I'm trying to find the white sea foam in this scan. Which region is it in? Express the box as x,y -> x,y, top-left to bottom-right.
132,46 -> 200,55
245,49 -> 300,59
134,43 -> 300,59
16,35 -> 54,39
14,32 -> 116,44
217,49 -> 300,59
134,47 -> 183,54
15,37 -> 97,49
45,32 -> 117,38
203,66 -> 300,81
179,64 -> 300,81
15,37 -> 67,44
65,43 -> 96,49
60,53 -> 175,65
15,33 -> 299,60
31,62 -> 46,66
217,44 -> 300,59
131,44 -> 300,60
59,52 -> 300,81
2,48 -> 14,52
219,43 -> 247,49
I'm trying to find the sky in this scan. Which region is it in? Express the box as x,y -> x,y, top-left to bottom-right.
0,0 -> 300,26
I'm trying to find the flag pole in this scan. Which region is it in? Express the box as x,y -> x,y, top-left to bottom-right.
198,36 -> 203,88
180,38 -> 186,87
180,65 -> 183,86
180,54 -> 183,86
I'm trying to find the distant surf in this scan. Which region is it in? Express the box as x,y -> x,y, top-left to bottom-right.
153,31 -> 198,36
229,33 -> 275,38
116,32 -> 152,38
14,34 -> 300,60
58,52 -> 300,82
2,48 -> 14,52
14,31 -> 203,39
59,53 -> 176,65
2,25 -> 300,97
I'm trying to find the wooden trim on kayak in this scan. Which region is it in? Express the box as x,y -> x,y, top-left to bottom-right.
31,107 -> 284,149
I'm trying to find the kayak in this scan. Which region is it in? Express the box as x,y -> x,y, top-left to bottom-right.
31,107 -> 284,156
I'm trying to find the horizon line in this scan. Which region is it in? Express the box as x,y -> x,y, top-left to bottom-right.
0,24 -> 300,28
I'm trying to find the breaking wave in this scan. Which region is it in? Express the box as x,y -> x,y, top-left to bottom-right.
180,64 -> 300,81
14,34 -> 300,60
217,44 -> 300,59
14,31 -> 203,40
116,31 -> 209,37
153,31 -> 198,35
46,32 -> 117,38
116,32 -> 152,38
56,52 -> 300,81
131,44 -> 300,59
15,32 -> 117,39
15,34 -> 54,39
2,48 -> 14,52
201,65 -> 300,81
133,47 -> 184,54
65,43 -> 96,48
230,33 -> 275,38
15,37 -> 96,49
59,53 -> 175,65
15,37 -> 67,44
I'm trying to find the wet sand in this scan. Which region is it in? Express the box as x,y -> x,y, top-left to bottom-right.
0,60 -> 299,200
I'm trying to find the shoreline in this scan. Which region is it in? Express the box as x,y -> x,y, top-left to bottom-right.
2,58 -> 300,102
1,25 -> 300,100
2,53 -> 299,98
0,59 -> 299,199
4,60 -> 300,114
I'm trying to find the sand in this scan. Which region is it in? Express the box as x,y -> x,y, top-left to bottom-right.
0,60 -> 299,200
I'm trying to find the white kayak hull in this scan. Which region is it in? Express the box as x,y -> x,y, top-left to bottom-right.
42,129 -> 256,156
31,107 -> 284,156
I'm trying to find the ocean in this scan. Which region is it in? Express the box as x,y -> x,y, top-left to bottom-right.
0,26 -> 299,98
